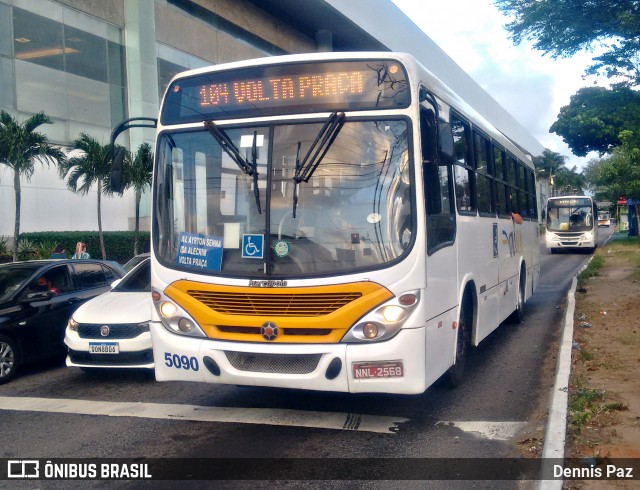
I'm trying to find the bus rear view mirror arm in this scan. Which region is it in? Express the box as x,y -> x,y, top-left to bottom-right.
109,117 -> 158,193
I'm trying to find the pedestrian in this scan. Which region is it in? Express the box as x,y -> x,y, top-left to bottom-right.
71,242 -> 90,259
50,243 -> 67,259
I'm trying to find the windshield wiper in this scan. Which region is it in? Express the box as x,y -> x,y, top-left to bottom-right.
250,130 -> 261,214
205,120 -> 262,214
292,142 -> 302,218
292,112 -> 345,217
204,120 -> 254,175
294,112 -> 345,183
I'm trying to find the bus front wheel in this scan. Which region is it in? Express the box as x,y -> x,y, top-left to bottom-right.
444,298 -> 472,388
510,265 -> 526,324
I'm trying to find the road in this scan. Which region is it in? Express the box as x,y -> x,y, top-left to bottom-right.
0,227 -> 614,487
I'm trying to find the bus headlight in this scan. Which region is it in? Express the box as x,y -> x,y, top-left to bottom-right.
583,231 -> 593,240
342,290 -> 420,343
152,289 -> 206,338
160,301 -> 178,318
380,305 -> 406,323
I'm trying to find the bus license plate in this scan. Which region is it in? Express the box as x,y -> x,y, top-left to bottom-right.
89,342 -> 119,354
352,361 -> 403,379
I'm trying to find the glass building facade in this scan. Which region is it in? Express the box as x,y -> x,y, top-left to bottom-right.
2,2 -> 127,144
0,0 -> 304,240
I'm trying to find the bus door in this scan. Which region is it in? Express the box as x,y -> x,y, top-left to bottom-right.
420,99 -> 458,384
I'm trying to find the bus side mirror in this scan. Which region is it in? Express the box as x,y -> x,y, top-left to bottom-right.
111,147 -> 125,193
438,123 -> 454,166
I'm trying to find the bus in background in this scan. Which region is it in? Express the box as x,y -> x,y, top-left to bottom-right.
111,52 -> 540,394
598,210 -> 611,228
545,196 -> 598,254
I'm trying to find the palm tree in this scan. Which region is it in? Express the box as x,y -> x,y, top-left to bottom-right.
554,165 -> 587,196
0,111 -> 65,261
534,149 -> 568,197
60,133 -> 112,260
125,143 -> 154,255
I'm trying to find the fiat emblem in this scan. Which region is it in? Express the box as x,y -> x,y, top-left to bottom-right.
100,325 -> 110,337
261,321 -> 278,341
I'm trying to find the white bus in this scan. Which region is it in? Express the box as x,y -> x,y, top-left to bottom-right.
545,196 -> 598,254
597,210 -> 611,228
112,52 -> 540,394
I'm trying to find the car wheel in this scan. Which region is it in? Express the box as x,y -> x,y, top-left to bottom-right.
0,335 -> 18,385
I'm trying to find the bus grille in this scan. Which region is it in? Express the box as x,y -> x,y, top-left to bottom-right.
186,291 -> 361,316
554,232 -> 585,239
217,326 -> 332,336
225,352 -> 321,374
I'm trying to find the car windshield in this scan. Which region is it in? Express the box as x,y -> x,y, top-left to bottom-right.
0,264 -> 43,303
114,259 -> 150,292
154,118 -> 413,278
123,254 -> 149,273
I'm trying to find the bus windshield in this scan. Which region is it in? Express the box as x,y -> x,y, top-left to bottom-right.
546,199 -> 594,232
153,118 -> 413,278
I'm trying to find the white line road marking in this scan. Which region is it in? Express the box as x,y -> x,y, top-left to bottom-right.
436,421 -> 527,441
0,396 -> 408,434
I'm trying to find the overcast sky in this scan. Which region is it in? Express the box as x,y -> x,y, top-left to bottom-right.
391,0 -> 600,171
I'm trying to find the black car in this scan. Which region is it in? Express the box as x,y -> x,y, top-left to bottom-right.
0,260 -> 125,384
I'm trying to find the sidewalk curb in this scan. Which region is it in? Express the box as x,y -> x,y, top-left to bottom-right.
538,237 -> 612,488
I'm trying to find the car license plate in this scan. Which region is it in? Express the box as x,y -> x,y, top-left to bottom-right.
352,361 -> 403,379
89,342 -> 119,354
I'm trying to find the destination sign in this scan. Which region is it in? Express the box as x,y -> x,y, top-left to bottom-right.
549,198 -> 592,207
161,60 -> 410,123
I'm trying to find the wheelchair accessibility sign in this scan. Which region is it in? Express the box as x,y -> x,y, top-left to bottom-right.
242,234 -> 264,259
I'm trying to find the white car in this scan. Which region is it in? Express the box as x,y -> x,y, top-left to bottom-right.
65,258 -> 154,371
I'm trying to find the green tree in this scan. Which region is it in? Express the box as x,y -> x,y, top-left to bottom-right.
550,87 -> 640,156
495,0 -> 640,86
60,133 -> 113,260
125,143 -> 153,256
0,111 -> 65,261
584,130 -> 640,231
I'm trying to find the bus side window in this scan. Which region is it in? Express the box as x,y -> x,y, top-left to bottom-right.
451,114 -> 476,214
420,106 -> 455,254
517,161 -> 528,219
506,155 -> 518,215
493,145 -> 509,218
474,131 -> 495,216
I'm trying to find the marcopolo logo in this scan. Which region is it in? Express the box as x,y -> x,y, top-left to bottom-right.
248,280 -> 288,287
8,460 -> 39,478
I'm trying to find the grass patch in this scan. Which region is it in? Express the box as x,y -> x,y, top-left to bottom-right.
604,402 -> 628,412
577,254 -> 605,289
569,386 -> 605,431
606,236 -> 640,266
616,332 -> 640,345
579,348 -> 595,361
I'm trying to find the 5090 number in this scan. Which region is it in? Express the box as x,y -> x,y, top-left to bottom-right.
164,352 -> 199,371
